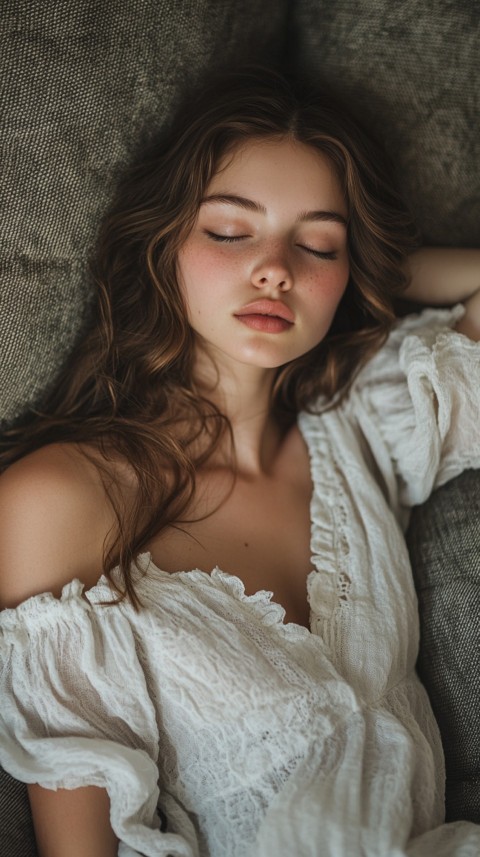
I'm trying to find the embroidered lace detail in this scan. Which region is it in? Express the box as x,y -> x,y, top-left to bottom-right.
133,555 -> 314,644
297,411 -> 353,653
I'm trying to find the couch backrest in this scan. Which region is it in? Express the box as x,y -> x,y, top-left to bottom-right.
288,0 -> 480,248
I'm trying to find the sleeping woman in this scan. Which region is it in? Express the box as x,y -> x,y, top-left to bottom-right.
1,66 -> 480,857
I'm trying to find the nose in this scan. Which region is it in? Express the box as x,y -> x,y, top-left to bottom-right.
250,246 -> 293,292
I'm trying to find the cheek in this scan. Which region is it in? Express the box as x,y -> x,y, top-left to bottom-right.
306,262 -> 350,308
332,264 -> 350,302
180,241 -> 242,290
177,245 -> 218,317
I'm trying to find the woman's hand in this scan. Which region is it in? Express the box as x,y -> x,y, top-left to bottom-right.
403,247 -> 480,341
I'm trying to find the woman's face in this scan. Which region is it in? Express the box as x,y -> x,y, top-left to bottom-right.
177,137 -> 349,371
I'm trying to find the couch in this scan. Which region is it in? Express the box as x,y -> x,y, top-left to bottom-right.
1,2 -> 479,854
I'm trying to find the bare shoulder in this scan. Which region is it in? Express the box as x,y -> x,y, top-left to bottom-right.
0,442 -> 120,609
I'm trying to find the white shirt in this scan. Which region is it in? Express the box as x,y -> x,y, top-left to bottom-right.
2,306 -> 480,857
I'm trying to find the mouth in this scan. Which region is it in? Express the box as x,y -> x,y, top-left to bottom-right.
234,299 -> 295,324
233,300 -> 294,334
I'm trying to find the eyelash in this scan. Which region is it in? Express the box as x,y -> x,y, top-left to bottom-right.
206,231 -> 247,244
204,231 -> 338,260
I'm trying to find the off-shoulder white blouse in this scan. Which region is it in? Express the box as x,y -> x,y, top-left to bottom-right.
2,306 -> 480,857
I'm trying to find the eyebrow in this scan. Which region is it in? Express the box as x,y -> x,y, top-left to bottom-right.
200,193 -> 347,226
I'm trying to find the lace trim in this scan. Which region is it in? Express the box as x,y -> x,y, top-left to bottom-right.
0,578 -> 90,631
297,410 -> 351,650
133,555 -> 313,644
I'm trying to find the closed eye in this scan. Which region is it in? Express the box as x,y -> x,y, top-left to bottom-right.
205,231 -> 337,259
205,231 -> 248,243
299,246 -> 338,260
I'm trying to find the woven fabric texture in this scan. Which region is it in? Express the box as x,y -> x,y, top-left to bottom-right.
1,0 -> 287,428
0,768 -> 35,857
406,469 -> 480,824
288,0 -> 480,248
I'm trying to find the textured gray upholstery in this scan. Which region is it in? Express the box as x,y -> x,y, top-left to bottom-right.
1,0 -> 288,429
0,769 -> 35,857
406,470 -> 480,824
1,1 -> 479,854
288,0 -> 480,247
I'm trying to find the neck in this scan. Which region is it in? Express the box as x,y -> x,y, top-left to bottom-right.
193,349 -> 287,476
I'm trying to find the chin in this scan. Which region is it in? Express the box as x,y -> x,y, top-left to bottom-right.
237,339 -> 320,369
232,345 -> 294,368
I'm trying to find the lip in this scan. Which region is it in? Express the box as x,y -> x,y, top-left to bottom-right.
234,299 -> 295,323
235,314 -> 292,333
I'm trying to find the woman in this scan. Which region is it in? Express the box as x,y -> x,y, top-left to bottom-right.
1,66 -> 479,856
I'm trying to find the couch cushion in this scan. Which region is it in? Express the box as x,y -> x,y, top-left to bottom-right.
406,469 -> 480,823
0,768 -> 36,857
287,0 -> 480,247
1,0 -> 288,429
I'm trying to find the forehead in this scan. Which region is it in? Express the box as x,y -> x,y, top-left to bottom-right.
207,137 -> 346,215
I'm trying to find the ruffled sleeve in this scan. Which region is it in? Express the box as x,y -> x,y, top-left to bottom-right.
347,304 -> 480,519
0,580 -> 197,857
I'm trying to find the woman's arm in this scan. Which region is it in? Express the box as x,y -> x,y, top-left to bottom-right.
0,445 -> 120,855
28,785 -> 119,857
404,247 -> 480,341
404,248 -> 480,304
0,442 -> 115,608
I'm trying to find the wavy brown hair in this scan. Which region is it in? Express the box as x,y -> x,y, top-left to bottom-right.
1,65 -> 420,609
